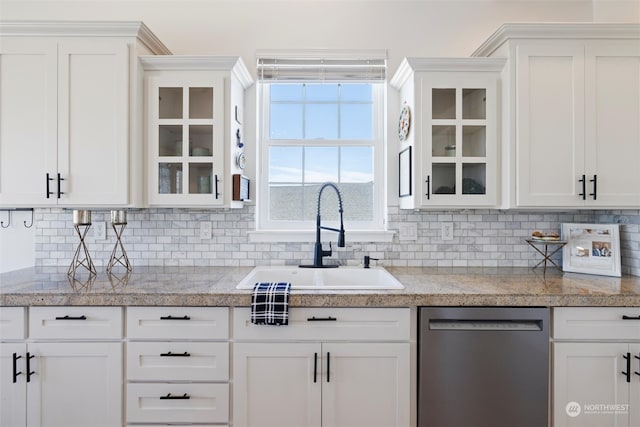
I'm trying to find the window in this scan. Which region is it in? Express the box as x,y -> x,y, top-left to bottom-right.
258,81 -> 385,231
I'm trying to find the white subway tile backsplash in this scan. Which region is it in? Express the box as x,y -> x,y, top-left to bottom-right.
32,207 -> 640,275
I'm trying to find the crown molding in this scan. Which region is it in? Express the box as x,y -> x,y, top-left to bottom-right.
140,55 -> 254,88
390,57 -> 507,88
0,21 -> 171,54
473,22 -> 640,57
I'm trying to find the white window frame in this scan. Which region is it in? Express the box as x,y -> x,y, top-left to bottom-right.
256,81 -> 387,235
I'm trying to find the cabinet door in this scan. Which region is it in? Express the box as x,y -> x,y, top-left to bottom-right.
322,342 -> 410,427
554,342 -> 630,427
0,343 -> 27,427
233,342 -> 321,427
26,342 -> 122,427
516,42 -> 586,207
585,40 -> 640,207
147,72 -> 225,206
57,39 -> 129,206
420,74 -> 498,207
0,38 -> 57,206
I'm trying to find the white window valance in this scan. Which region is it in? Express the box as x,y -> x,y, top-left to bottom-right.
256,49 -> 387,81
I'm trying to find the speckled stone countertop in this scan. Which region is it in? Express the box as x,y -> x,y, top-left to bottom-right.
1,266 -> 640,307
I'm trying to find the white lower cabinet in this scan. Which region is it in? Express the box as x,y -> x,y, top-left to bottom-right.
232,307 -> 411,427
26,342 -> 123,427
553,307 -> 640,427
0,307 -> 123,427
125,306 -> 230,426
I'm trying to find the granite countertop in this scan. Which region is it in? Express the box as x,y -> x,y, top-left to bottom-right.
2,266 -> 640,307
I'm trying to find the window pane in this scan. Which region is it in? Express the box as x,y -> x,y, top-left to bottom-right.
304,146 -> 338,182
271,84 -> 303,102
341,182 -> 374,221
269,146 -> 302,182
305,104 -> 338,139
340,84 -> 372,102
305,83 -> 339,101
269,184 -> 303,220
340,104 -> 373,139
340,146 -> 373,183
270,104 -> 303,139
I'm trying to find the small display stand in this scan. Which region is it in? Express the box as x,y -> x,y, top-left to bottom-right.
526,238 -> 567,275
68,210 -> 97,277
107,210 -> 132,274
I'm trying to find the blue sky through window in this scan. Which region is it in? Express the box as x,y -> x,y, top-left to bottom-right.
269,83 -> 374,184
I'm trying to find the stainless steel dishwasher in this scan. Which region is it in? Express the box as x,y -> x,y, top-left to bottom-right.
418,307 -> 550,427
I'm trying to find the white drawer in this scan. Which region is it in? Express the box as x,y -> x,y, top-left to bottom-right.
553,307 -> 640,340
127,307 -> 228,340
0,307 -> 25,340
127,341 -> 228,381
29,307 -> 122,339
126,383 -> 229,424
233,307 -> 411,341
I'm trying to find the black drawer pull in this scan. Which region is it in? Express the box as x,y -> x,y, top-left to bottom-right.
12,353 -> 22,383
160,352 -> 191,357
55,315 -> 87,320
307,316 -> 337,322
635,354 -> 640,377
46,173 -> 54,198
622,352 -> 631,383
160,315 -> 191,320
26,353 -> 35,383
56,173 -> 65,198
622,315 -> 640,320
160,393 -> 190,400
313,352 -> 318,383
578,174 -> 586,200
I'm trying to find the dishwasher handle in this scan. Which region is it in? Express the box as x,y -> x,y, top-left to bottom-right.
428,319 -> 543,331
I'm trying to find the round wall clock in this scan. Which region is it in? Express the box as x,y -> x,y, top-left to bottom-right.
398,104 -> 411,142
236,152 -> 247,170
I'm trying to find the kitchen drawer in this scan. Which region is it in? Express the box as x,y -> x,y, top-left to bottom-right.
233,307 -> 411,341
126,383 -> 229,424
29,306 -> 122,339
0,307 -> 25,340
127,307 -> 228,340
553,307 -> 640,340
127,341 -> 229,381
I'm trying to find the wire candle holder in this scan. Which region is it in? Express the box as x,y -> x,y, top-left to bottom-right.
107,210 -> 131,274
68,210 -> 97,277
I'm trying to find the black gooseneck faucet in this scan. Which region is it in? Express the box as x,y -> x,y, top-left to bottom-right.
300,182 -> 345,268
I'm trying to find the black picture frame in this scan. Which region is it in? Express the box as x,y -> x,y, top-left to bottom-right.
399,146 -> 412,197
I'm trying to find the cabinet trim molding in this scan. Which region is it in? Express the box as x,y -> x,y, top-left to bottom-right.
0,20 -> 171,54
473,22 -> 640,57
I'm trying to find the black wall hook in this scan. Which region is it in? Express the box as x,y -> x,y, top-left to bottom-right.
0,208 -> 34,229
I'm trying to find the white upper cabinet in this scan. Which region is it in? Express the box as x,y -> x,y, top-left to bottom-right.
390,58 -> 505,209
141,56 -> 253,208
0,21 -> 170,208
473,23 -> 640,208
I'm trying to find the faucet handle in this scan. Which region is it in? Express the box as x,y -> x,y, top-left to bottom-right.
364,255 -> 380,269
322,241 -> 333,257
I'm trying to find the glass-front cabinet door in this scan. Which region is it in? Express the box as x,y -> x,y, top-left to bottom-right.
147,73 -> 224,206
423,75 -> 497,206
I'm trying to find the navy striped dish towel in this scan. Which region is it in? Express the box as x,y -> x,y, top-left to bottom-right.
251,282 -> 291,325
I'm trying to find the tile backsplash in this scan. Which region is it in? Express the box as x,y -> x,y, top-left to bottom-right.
34,207 -> 640,276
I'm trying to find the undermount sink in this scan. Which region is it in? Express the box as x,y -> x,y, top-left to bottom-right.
235,266 -> 404,290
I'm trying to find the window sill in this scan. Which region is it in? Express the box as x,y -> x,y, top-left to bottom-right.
248,229 -> 395,243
